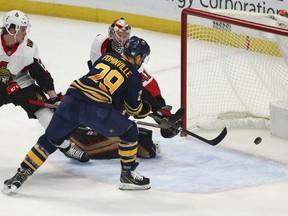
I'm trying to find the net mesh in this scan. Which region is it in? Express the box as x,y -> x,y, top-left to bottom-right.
184,9 -> 288,129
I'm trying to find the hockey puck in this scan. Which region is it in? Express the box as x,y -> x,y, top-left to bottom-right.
254,137 -> 262,145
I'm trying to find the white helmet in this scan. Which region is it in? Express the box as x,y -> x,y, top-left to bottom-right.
2,10 -> 30,35
108,18 -> 131,53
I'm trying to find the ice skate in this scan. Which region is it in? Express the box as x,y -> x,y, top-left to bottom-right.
119,162 -> 151,190
2,168 -> 33,194
59,142 -> 90,163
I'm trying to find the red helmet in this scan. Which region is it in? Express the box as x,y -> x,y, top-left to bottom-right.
108,18 -> 131,53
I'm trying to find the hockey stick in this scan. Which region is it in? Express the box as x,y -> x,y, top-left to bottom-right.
148,113 -> 227,146
29,100 -> 58,109
135,120 -> 165,129
29,100 -> 226,145
29,100 -> 165,130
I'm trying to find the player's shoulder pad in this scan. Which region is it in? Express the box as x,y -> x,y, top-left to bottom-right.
94,34 -> 108,43
21,38 -> 39,59
26,38 -> 34,48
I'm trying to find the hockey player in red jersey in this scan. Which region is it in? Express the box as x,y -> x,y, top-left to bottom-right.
2,36 -> 152,193
0,10 -> 89,162
88,18 -> 182,139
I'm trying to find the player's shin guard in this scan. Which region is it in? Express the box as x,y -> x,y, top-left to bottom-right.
2,144 -> 50,194
118,141 -> 150,190
118,141 -> 138,169
21,143 -> 50,171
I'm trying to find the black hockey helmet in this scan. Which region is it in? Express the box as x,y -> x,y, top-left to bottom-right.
123,36 -> 151,64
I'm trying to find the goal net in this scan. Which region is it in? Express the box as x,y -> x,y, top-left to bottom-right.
181,8 -> 288,130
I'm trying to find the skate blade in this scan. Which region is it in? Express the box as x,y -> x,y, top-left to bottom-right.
119,183 -> 151,191
1,185 -> 17,194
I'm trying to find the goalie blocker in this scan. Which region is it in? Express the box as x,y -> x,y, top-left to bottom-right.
70,126 -> 157,159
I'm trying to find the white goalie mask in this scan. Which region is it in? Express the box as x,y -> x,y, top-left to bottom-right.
2,10 -> 31,35
108,18 -> 131,54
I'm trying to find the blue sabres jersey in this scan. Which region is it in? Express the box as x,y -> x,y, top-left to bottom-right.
67,52 -> 143,116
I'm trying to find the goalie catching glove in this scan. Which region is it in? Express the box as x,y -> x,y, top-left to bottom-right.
134,100 -> 152,119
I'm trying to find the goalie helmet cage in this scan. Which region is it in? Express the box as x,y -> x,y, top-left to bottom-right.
181,8 -> 288,131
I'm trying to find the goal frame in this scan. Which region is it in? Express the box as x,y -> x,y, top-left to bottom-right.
181,8 -> 288,131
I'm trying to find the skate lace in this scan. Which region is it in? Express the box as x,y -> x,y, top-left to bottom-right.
131,170 -> 144,181
66,145 -> 83,159
14,173 -> 27,184
17,169 -> 32,181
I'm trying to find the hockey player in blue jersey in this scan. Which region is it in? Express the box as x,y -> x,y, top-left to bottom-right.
2,36 -> 152,193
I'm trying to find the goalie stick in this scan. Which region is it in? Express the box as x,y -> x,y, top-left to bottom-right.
148,113 -> 227,146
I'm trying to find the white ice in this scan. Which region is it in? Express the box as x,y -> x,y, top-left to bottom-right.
1,13 -> 288,216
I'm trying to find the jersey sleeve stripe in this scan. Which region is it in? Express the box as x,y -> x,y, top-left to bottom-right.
70,80 -> 112,104
123,100 -> 142,116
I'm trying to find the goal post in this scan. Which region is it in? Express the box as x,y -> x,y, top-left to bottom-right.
181,8 -> 288,131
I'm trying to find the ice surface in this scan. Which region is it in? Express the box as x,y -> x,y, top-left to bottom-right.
1,12 -> 288,216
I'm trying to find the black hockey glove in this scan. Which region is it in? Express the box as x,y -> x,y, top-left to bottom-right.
159,108 -> 184,139
152,105 -> 173,126
160,120 -> 181,138
155,105 -> 172,118
134,100 -> 152,119
48,93 -> 63,106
